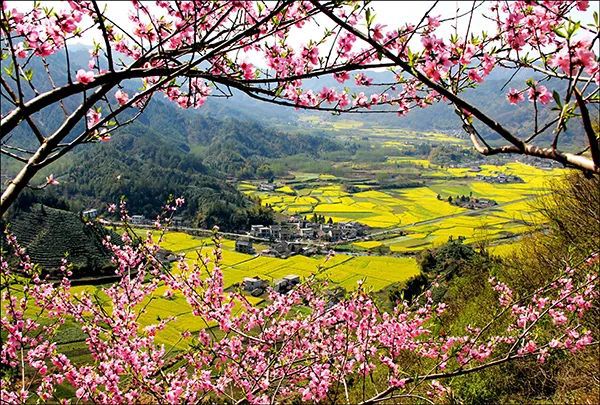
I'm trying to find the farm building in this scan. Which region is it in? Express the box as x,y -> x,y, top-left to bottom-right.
250,224 -> 272,238
82,208 -> 98,219
243,277 -> 266,292
235,240 -> 256,254
274,275 -> 301,294
258,183 -> 276,191
283,275 -> 301,285
131,215 -> 146,224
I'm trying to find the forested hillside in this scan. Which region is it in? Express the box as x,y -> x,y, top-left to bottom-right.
1,48 -> 585,227
0,48 -> 340,226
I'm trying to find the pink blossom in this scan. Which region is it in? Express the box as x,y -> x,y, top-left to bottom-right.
459,44 -> 477,66
353,92 -> 368,107
337,92 -> 350,108
337,33 -> 356,56
549,339 -> 562,349
550,40 -> 597,76
301,46 -> 319,65
397,99 -> 409,116
506,88 -> 524,105
115,90 -> 129,106
46,174 -> 59,185
423,61 -> 442,81
468,69 -> 483,83
334,71 -> 350,83
354,73 -> 373,86
34,42 -> 54,57
528,84 -> 551,105
318,87 -> 338,104
576,1 -> 589,11
427,15 -> 441,30
98,131 -> 111,142
86,109 -> 101,127
239,62 -> 255,80
76,69 -> 95,85
482,54 -> 495,75
15,42 -> 28,58
371,24 -> 386,42
519,340 -> 537,355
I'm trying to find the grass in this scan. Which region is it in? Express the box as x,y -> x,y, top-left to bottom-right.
488,241 -> 523,258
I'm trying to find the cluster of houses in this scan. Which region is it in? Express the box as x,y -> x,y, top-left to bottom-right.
249,219 -> 368,243
235,239 -> 317,258
82,209 -> 99,219
129,214 -> 184,226
448,196 -> 498,210
242,274 -> 300,296
475,172 -> 524,184
257,182 -> 277,192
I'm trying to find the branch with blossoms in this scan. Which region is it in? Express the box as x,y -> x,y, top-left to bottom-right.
1,1 -> 599,216
310,0 -> 599,174
1,200 -> 598,404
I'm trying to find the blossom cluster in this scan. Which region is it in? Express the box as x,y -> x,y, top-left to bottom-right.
2,0 -> 597,164
1,203 -> 597,404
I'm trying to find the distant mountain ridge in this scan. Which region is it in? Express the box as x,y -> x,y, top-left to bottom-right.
2,47 -> 582,225
295,68 -> 583,147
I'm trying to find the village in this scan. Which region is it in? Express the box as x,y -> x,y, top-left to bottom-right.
473,171 -> 524,184
236,216 -> 369,258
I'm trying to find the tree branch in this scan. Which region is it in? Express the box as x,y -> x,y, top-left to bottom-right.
574,88 -> 600,169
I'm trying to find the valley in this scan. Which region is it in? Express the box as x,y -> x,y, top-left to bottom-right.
2,122 -> 568,373
239,119 -> 566,256
2,2 -> 597,402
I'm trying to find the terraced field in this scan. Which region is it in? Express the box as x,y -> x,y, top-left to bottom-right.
241,162 -> 566,251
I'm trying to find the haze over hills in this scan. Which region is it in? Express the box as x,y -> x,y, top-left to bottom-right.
2,46 -> 582,142
1,46 -> 583,228
294,68 -> 584,148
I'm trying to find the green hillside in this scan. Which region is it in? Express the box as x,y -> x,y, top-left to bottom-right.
5,205 -> 117,279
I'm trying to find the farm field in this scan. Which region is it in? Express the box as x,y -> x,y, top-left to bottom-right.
152,232 -> 421,291
1,231 -> 420,355
145,232 -> 420,345
297,115 -> 468,145
241,162 -> 566,251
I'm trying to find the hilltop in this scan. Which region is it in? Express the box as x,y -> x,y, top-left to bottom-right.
3,205 -> 118,280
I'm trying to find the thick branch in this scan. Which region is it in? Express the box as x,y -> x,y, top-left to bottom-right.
574,88 -> 600,168
91,0 -> 114,71
0,83 -> 113,216
312,1 -> 598,173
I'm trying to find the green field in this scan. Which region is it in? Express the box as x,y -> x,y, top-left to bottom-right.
153,232 -> 421,291
141,231 -> 421,347
2,230 -> 420,353
297,115 -> 468,146
241,162 -> 565,251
